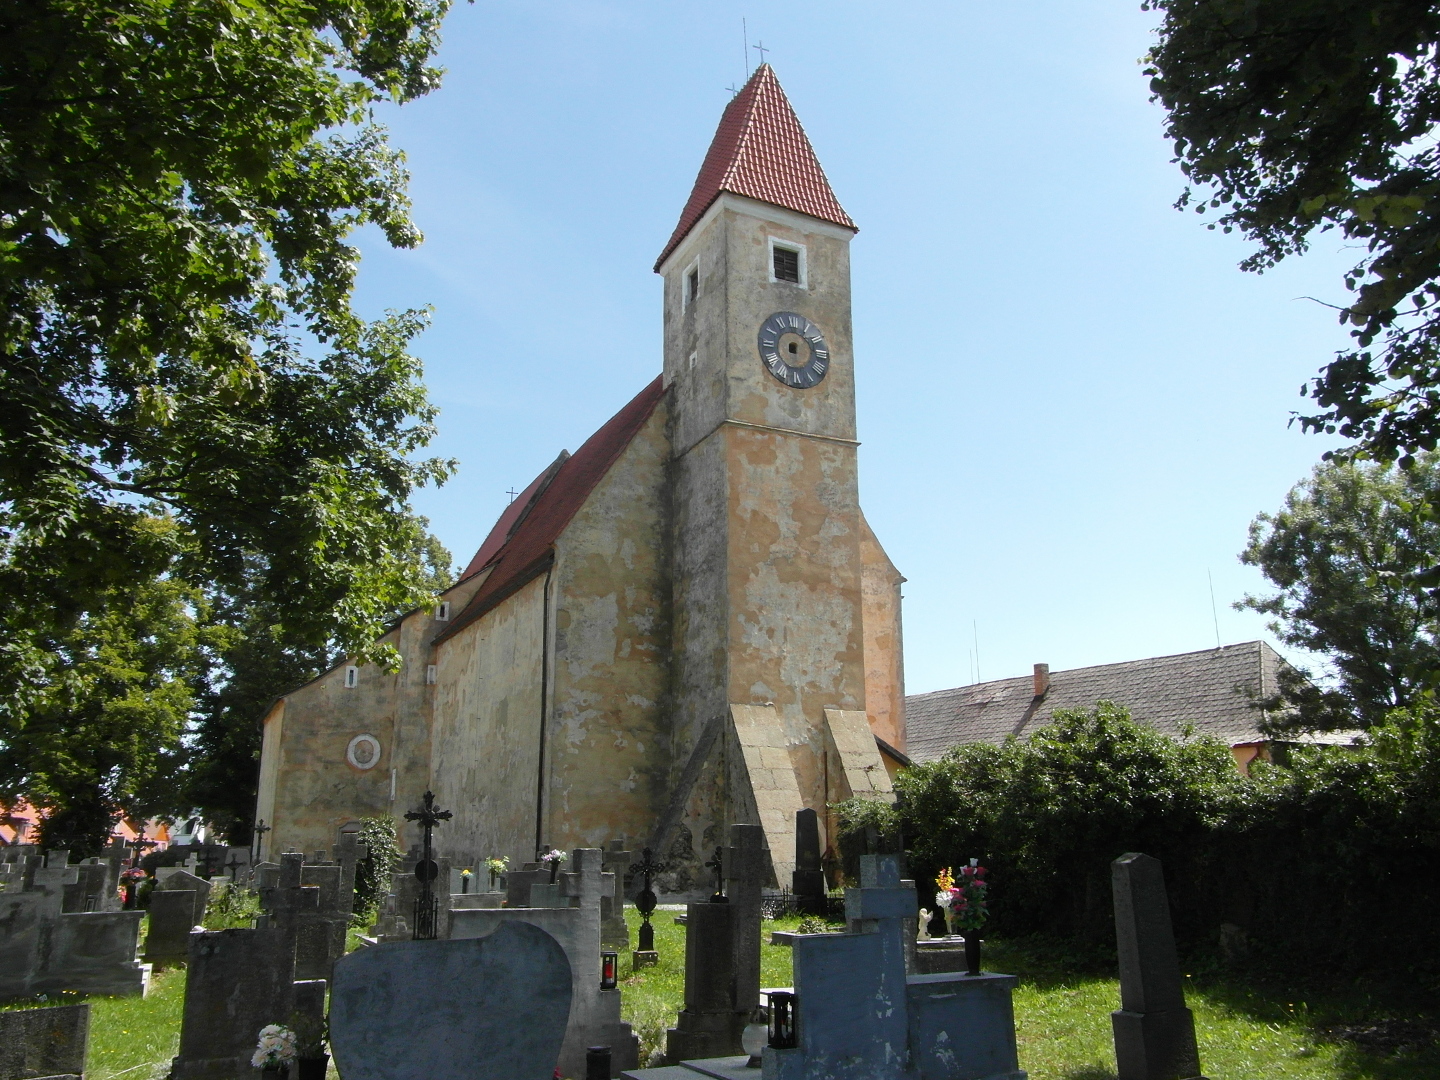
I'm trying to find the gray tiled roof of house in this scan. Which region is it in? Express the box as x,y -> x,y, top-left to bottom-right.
904,641 -> 1288,764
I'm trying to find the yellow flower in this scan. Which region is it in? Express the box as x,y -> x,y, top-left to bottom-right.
936,866 -> 954,892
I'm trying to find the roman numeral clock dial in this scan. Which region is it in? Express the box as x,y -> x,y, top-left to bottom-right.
757,311 -> 830,389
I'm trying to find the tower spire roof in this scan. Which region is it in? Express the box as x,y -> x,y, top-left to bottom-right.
655,64 -> 856,271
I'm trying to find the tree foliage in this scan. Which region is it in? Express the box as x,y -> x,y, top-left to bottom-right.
0,0 -> 457,736
1240,455 -> 1440,727
1145,2 -> 1440,463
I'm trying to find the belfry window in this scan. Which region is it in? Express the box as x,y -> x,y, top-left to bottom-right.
773,245 -> 800,283
686,268 -> 699,305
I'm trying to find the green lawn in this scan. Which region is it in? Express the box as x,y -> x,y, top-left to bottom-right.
9,906 -> 1429,1080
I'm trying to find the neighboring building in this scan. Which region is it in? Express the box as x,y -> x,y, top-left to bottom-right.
905,641 -> 1300,770
255,65 -> 904,889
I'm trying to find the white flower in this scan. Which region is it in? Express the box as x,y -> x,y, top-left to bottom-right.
252,1025 -> 297,1068
935,891 -> 952,910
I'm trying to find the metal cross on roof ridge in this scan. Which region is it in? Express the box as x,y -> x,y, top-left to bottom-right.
752,40 -> 769,64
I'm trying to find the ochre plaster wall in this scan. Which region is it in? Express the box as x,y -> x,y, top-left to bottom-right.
429,574 -> 546,868
542,401 -> 672,853
860,511 -> 906,752
257,573 -> 486,858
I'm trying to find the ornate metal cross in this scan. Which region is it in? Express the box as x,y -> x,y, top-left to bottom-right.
405,791 -> 452,940
633,848 -> 666,952
252,819 -> 272,862
225,853 -> 243,881
707,846 -> 727,903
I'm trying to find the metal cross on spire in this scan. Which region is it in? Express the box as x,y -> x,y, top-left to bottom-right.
405,791 -> 452,940
752,40 -> 770,65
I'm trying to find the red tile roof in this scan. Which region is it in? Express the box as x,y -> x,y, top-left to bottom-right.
438,375 -> 667,643
655,64 -> 856,272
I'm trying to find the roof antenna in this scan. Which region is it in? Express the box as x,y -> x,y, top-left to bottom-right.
1208,570 -> 1222,649
743,18 -> 749,76
973,620 -> 981,684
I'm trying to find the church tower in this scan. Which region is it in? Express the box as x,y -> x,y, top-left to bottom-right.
655,66 -> 892,885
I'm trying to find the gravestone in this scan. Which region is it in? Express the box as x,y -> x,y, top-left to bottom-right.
299,862 -> 348,980
632,855 -> 1026,1080
506,861 -> 547,907
157,870 -> 212,925
257,853 -> 326,980
451,848 -> 639,1077
143,890 -> 199,967
664,826 -> 767,1064
792,809 -> 826,916
248,861 -> 281,890
0,1003 -> 89,1080
0,856 -> 149,998
170,927 -> 296,1080
1110,853 -> 1205,1080
601,840 -> 633,949
330,923 -> 571,1080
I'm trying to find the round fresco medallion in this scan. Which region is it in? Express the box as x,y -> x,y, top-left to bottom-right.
346,734 -> 381,770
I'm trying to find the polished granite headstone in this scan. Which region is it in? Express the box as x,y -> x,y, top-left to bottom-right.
330,921 -> 572,1080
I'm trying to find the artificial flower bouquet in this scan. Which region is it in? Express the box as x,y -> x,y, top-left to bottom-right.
934,859 -> 989,935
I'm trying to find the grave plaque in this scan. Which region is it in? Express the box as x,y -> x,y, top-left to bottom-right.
1110,854 -> 1206,1080
330,923 -> 572,1080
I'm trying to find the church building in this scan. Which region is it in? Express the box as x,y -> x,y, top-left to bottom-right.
254,66 -> 906,890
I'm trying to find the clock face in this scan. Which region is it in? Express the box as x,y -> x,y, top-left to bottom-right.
758,312 -> 830,389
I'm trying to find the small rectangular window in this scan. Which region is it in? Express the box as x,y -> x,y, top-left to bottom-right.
773,246 -> 800,283
344,665 -> 358,688
426,664 -> 437,685
435,601 -> 450,621
686,269 -> 699,304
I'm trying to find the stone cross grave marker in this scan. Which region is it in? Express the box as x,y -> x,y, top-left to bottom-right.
601,839 -> 632,949
1111,853 -> 1206,1080
257,853 -> 326,980
333,830 -> 369,916
299,862 -> 348,981
330,923 -> 572,1080
0,1002 -> 90,1080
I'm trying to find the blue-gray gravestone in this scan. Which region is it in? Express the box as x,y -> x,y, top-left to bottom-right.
1111,854 -> 1205,1080
0,1003 -> 89,1080
330,921 -> 572,1080
142,889 -> 198,967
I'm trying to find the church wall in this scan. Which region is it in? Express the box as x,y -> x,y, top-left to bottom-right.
429,574 -> 546,868
860,512 -> 906,752
257,573 -> 486,859
541,399 -> 673,853
724,424 -> 867,820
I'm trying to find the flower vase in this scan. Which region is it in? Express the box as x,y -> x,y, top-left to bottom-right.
295,1056 -> 328,1080
963,929 -> 982,976
261,1066 -> 288,1080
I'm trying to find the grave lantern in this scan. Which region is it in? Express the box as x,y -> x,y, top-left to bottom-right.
767,991 -> 797,1049
742,1006 -> 769,1066
600,950 -> 618,990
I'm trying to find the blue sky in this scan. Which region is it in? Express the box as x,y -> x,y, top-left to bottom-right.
350,1 -> 1355,695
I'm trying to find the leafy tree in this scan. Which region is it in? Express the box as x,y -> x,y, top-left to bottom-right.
1144,2 -> 1440,463
352,816 -> 401,923
0,0 -> 458,741
0,516 -> 221,854
1240,455 -> 1440,727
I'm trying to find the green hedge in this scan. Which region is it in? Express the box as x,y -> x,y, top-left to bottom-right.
876,702 -> 1440,981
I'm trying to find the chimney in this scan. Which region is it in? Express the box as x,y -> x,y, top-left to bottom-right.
1033,663 -> 1050,697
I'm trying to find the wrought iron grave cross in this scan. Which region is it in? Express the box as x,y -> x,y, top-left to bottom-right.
633,847 -> 666,952
405,791 -> 452,940
707,846 -> 727,903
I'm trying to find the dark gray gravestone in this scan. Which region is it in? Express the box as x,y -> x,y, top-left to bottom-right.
1111,853 -> 1206,1080
792,808 -> 825,915
724,824 -> 766,1019
171,928 -> 296,1080
665,901 -> 738,1062
330,922 -> 572,1080
600,840 -> 632,949
158,870 -> 212,926
143,890 -> 198,967
506,862 -> 546,907
0,1003 -> 89,1080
